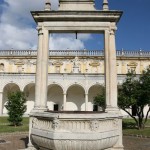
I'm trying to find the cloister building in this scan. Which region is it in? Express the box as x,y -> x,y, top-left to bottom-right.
0,49 -> 150,116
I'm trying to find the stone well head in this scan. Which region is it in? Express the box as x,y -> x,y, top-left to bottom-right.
59,0 -> 95,11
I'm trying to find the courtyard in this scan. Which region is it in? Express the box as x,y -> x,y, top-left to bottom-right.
0,133 -> 150,150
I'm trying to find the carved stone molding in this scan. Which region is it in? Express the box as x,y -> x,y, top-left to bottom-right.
90,119 -> 99,131
52,118 -> 60,130
113,119 -> 119,128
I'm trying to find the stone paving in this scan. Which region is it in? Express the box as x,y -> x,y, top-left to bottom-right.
0,134 -> 150,150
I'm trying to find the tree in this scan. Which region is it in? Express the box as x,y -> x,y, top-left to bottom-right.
94,66 -> 150,129
5,91 -> 27,126
118,67 -> 150,129
94,86 -> 106,112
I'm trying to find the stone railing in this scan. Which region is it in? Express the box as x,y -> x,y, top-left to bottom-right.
0,50 -> 149,57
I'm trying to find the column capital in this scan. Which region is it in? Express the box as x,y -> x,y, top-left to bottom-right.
36,26 -> 43,36
110,29 -> 115,35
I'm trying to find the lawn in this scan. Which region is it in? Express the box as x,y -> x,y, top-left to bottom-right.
0,117 -> 29,133
0,117 -> 150,137
122,118 -> 150,137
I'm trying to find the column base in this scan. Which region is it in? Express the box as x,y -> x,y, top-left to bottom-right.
105,146 -> 124,150
31,107 -> 48,113
18,143 -> 37,150
105,106 -> 120,113
18,148 -> 37,150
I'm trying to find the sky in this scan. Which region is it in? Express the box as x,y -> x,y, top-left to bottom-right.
0,0 -> 150,51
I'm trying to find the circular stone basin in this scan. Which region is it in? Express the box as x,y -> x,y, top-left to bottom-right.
30,111 -> 122,150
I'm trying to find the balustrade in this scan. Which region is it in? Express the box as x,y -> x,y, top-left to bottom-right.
0,50 -> 149,57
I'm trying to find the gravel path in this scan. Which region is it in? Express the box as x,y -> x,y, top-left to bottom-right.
0,134 -> 150,150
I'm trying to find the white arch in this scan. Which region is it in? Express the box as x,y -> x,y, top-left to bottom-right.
48,83 -> 65,94
88,83 -> 105,111
2,82 -> 21,92
47,83 -> 64,111
22,82 -> 35,91
2,83 -> 21,114
66,82 -> 86,94
23,83 -> 35,114
87,83 -> 104,94
66,83 -> 86,111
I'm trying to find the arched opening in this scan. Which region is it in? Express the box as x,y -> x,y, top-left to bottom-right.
66,84 -> 85,111
88,84 -> 104,111
0,63 -> 4,72
47,84 -> 63,111
23,83 -> 35,114
2,83 -> 20,114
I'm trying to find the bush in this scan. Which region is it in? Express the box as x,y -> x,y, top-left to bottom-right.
5,91 -> 27,126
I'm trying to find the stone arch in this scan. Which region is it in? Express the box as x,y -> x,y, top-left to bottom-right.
88,84 -> 104,111
0,63 -> 4,72
23,83 -> 35,114
2,83 -> 20,114
47,84 -> 64,111
66,84 -> 85,111
66,82 -> 86,93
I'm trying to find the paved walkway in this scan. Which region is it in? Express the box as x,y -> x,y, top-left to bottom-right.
0,134 -> 150,150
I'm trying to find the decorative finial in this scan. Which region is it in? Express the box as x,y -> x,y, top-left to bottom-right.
45,0 -> 51,11
103,0 -> 109,11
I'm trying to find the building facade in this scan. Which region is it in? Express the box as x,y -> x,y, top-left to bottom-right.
0,49 -> 150,116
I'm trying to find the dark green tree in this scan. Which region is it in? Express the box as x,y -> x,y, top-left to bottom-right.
5,91 -> 27,126
94,67 -> 150,129
119,67 -> 150,129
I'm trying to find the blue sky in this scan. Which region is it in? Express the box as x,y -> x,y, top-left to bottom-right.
0,0 -> 150,51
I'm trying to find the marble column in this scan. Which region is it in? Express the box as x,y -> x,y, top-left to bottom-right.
85,93 -> 88,111
63,93 -> 67,110
104,29 -> 118,111
33,27 -> 49,112
108,29 -> 118,109
0,92 -> 3,115
104,29 -> 110,108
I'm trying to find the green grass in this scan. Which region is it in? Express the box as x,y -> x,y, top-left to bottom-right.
0,117 -> 29,133
123,118 -> 150,137
0,117 -> 150,136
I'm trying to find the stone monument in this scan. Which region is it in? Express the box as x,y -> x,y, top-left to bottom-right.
26,0 -> 124,149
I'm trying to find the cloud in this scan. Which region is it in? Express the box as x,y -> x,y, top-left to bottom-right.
50,34 -> 85,50
0,0 -> 91,50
